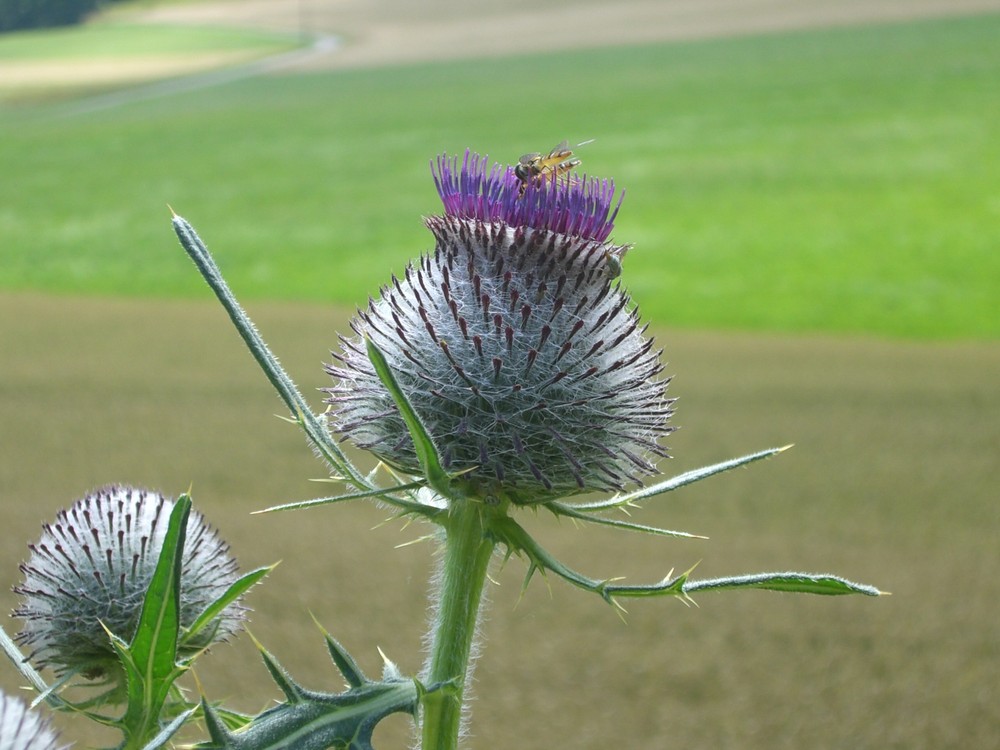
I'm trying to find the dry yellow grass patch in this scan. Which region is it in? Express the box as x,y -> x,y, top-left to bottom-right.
0,50 -> 264,88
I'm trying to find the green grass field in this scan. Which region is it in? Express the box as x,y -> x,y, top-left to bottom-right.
0,22 -> 297,59
1,10 -> 998,750
1,13 -> 998,338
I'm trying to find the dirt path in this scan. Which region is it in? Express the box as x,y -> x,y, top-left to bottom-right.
124,0 -> 1000,70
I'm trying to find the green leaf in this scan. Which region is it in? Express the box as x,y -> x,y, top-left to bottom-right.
113,493 -> 193,748
321,630 -> 367,689
200,698 -> 233,747
572,446 -> 790,512
252,481 -> 439,518
546,500 -> 706,539
197,684 -> 418,750
196,636 -> 419,750
208,706 -> 255,732
249,635 -> 307,704
365,337 -> 452,495
182,564 -> 275,651
0,622 -> 50,698
492,516 -> 625,605
491,516 -> 884,605
172,215 -> 366,488
129,494 -> 188,690
141,706 -> 197,750
683,572 -> 885,597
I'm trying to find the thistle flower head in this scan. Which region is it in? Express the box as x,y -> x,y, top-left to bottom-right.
13,485 -> 244,680
325,149 -> 674,505
0,692 -> 63,750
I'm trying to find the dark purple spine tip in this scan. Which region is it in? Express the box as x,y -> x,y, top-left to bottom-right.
431,149 -> 623,243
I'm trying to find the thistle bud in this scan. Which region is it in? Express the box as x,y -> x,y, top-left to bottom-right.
13,486 -> 244,680
325,150 -> 674,505
0,692 -> 62,750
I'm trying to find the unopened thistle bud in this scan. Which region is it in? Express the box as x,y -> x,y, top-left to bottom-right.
326,149 -> 674,505
0,693 -> 62,750
13,486 -> 244,680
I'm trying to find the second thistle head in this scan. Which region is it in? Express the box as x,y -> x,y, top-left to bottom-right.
325,147 -> 675,506
13,486 -> 245,684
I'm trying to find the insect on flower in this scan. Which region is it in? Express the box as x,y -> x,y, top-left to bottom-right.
327,148 -> 666,506
514,139 -> 593,194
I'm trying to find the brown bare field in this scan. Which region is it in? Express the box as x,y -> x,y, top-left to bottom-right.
1,292 -> 996,748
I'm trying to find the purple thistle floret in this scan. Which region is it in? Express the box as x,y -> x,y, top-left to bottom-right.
326,149 -> 673,506
432,150 -> 623,243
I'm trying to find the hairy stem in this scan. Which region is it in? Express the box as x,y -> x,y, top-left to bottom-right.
172,214 -> 366,487
421,500 -> 497,750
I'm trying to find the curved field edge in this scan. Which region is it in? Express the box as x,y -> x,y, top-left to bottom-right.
0,22 -> 300,102
0,13 -> 997,340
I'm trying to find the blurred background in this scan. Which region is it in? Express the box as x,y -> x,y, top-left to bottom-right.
1,1 -> 998,748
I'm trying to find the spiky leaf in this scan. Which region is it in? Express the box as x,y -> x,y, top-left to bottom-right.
684,572 -> 884,597
115,494 -> 191,746
366,337 -> 451,494
196,636 -> 418,750
182,564 -> 274,651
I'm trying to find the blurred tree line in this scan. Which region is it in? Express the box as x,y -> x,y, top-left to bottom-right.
1,0 -> 129,32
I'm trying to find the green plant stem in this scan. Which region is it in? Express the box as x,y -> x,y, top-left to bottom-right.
172,215 -> 366,488
421,500 -> 497,750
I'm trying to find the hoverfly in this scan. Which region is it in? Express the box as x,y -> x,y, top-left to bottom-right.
514,139 -> 593,194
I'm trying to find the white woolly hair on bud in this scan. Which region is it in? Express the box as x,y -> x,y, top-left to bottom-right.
14,485 -> 244,681
0,691 -> 64,750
